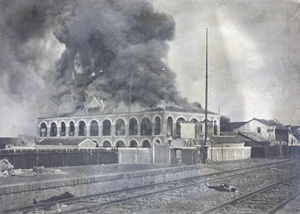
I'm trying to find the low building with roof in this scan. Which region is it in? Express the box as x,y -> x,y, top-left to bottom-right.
230,118 -> 290,146
205,133 -> 251,161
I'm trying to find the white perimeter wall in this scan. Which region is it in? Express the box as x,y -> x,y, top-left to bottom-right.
207,147 -> 251,162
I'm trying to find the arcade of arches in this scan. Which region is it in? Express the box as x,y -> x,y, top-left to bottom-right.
38,111 -> 220,148
40,117 -> 163,138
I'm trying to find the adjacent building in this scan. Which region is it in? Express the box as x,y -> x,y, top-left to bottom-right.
231,118 -> 290,146
290,126 -> 300,146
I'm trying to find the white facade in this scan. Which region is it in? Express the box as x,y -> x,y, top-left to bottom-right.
233,119 -> 276,142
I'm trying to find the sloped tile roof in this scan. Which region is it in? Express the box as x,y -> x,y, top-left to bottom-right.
37,138 -> 88,146
230,118 -> 288,130
238,131 -> 269,143
211,134 -> 246,144
291,126 -> 300,135
230,122 -> 247,129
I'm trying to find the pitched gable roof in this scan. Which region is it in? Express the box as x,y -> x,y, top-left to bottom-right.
37,138 -> 88,146
86,97 -> 104,109
253,118 -> 287,129
230,118 -> 287,129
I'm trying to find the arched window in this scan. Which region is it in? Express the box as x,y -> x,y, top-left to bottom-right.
214,120 -> 218,135
190,119 -> 198,138
79,121 -> 86,136
190,118 -> 198,123
50,122 -> 57,137
154,116 -> 161,135
155,139 -> 161,144
115,119 -> 125,136
129,118 -> 138,135
40,122 -> 47,137
142,140 -> 151,148
90,120 -> 99,136
102,120 -> 111,136
176,118 -> 185,137
141,117 -> 152,136
69,121 -> 75,136
116,140 -> 125,148
167,117 -> 173,136
103,141 -> 111,148
60,122 -> 66,136
129,140 -> 138,148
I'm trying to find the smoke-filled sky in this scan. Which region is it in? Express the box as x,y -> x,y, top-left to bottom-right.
0,0 -> 299,137
153,0 -> 300,125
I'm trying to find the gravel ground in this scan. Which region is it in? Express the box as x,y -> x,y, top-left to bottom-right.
275,194 -> 300,214
9,157 -> 299,213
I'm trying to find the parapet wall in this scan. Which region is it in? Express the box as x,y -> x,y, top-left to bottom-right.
0,165 -> 200,212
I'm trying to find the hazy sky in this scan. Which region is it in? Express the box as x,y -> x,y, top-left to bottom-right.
153,0 -> 300,125
0,0 -> 299,137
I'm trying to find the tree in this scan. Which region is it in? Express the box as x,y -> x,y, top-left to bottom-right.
220,116 -> 232,132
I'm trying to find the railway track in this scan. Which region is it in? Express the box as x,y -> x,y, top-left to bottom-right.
4,159 -> 300,213
201,174 -> 300,214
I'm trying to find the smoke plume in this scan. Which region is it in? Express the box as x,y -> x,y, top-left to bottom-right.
0,0 -> 197,136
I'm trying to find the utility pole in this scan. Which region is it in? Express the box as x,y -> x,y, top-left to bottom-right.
204,28 -> 211,163
205,28 -> 208,146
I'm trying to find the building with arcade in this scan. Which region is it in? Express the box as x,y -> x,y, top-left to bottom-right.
36,97 -> 220,148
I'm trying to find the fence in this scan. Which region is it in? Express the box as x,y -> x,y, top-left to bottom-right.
290,146 -> 300,158
0,148 -> 118,169
251,146 -> 289,158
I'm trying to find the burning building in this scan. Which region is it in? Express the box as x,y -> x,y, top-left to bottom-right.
36,97 -> 220,148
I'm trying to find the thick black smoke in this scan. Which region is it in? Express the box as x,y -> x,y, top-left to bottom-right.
0,0 -> 199,135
